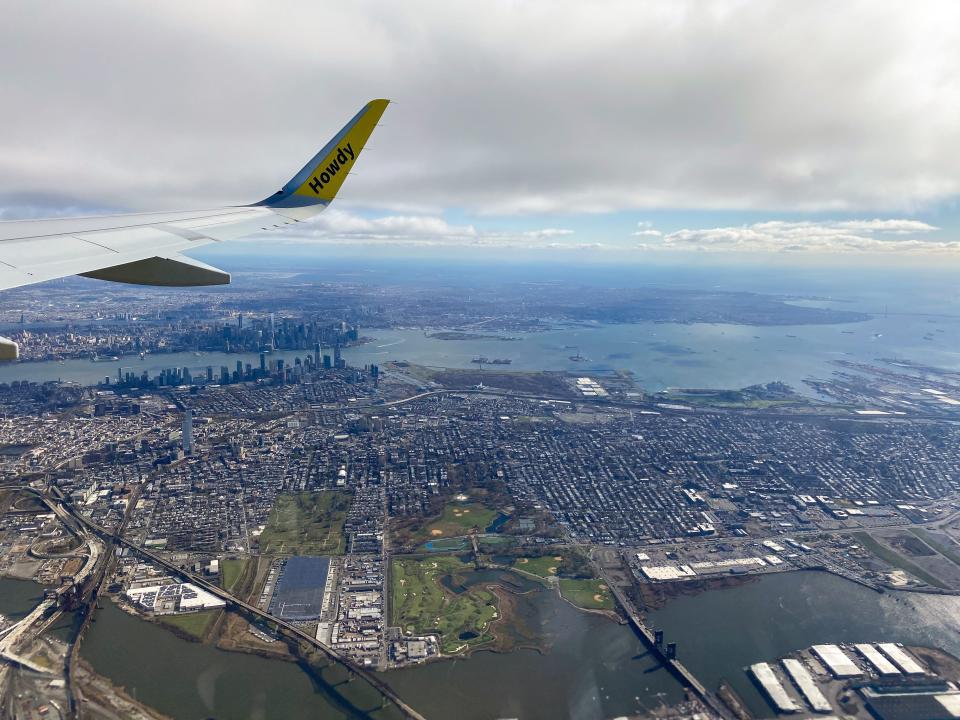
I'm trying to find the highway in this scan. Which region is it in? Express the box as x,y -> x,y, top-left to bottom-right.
372,375 -> 960,426
0,485 -> 102,714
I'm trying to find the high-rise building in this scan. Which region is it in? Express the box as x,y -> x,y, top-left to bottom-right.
314,342 -> 321,368
238,313 -> 244,329
259,351 -> 266,372
182,409 -> 193,454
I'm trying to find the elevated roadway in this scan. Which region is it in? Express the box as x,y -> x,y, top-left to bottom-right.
597,565 -> 734,719
1,650 -> 52,674
42,492 -> 427,720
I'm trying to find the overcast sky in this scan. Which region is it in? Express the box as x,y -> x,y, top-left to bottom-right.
2,0 -> 960,257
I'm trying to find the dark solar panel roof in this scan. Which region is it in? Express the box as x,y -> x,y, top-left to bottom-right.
268,555 -> 330,621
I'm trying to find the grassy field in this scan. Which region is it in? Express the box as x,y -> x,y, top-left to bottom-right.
426,368 -> 571,396
559,578 -> 614,610
910,528 -> 960,568
159,610 -> 217,639
853,532 -> 949,589
220,558 -> 248,592
259,491 -> 349,555
478,535 -> 515,548
661,386 -> 806,410
512,555 -> 565,578
391,555 -> 499,653
416,501 -> 499,541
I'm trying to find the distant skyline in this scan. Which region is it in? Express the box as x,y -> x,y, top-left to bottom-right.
2,1 -> 960,257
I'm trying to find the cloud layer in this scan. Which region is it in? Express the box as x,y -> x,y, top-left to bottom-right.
242,209 -> 954,255
265,208 -> 587,250
647,219 -> 955,253
1,1 -> 959,216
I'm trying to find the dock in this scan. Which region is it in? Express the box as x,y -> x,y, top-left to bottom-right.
854,643 -> 900,676
811,644 -> 862,678
781,658 -> 831,713
750,662 -> 799,713
877,643 -> 925,675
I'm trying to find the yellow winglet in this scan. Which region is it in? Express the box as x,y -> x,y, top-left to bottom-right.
260,99 -> 389,210
293,98 -> 389,202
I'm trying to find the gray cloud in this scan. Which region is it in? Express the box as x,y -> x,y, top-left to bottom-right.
1,1 -> 959,216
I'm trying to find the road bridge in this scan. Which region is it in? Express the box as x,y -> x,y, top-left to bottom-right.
44,493 -> 427,720
599,568 -> 734,719
1,650 -> 52,674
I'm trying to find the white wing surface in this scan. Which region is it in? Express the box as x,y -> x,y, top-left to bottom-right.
0,99 -> 390,358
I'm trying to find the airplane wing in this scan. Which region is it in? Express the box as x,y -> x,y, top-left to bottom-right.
0,98 -> 389,359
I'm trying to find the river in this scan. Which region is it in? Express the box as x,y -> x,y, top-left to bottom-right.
389,570 -> 960,719
79,584 -> 682,720
647,570 -> 960,717
385,580 -> 683,720
81,601 -> 366,720
19,567 -> 960,719
0,576 -> 44,621
4,311 -> 960,394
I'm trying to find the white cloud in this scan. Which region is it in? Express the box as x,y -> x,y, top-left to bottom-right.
632,221 -> 663,238
0,1 -> 959,215
246,208 -> 577,249
832,219 -> 939,234
522,228 -> 575,239
651,219 -> 953,253
310,209 -> 479,240
250,210 -> 956,255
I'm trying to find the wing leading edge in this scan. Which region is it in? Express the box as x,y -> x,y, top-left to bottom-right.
0,99 -> 389,359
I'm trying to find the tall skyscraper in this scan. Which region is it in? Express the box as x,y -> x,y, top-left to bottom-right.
182,409 -> 193,455
314,342 -> 321,368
